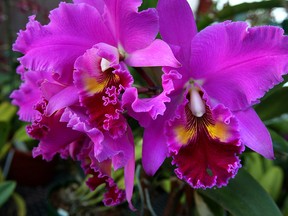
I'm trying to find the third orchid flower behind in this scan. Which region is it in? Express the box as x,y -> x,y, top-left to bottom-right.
11,0 -> 288,209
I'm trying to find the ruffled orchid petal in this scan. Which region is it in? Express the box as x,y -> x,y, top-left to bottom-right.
189,22 -> 288,110
234,108 -> 274,159
125,39 -> 181,68
61,106 -> 105,145
30,103 -> 83,161
96,130 -> 134,171
13,3 -> 114,84
77,143 -> 126,206
16,65 -> 26,80
166,94 -> 243,188
73,0 -> 105,14
62,107 -> 134,170
157,0 -> 197,64
122,69 -> 181,124
11,70 -> 49,122
103,0 -> 158,53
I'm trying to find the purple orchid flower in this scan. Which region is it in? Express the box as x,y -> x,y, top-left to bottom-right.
124,0 -> 288,188
11,0 -> 179,208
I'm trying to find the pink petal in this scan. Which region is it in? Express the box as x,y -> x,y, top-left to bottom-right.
157,0 -> 197,64
45,85 -> 79,116
103,0 -> 158,53
142,117 -> 168,175
234,108 -> 274,159
190,22 -> 288,110
124,128 -> 136,210
125,39 -> 181,68
13,3 -> 114,84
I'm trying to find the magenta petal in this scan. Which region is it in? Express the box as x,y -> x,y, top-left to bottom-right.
142,117 -> 168,175
234,108 -> 274,159
45,85 -> 79,116
13,3 -> 114,84
103,0 -> 158,53
190,22 -> 288,110
157,0 -> 197,65
124,128 -> 135,210
125,39 -> 181,68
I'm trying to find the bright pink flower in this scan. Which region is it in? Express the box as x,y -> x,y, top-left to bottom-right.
124,0 -> 288,188
11,0 -> 179,208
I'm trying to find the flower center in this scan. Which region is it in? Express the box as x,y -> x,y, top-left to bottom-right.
188,87 -> 206,117
100,58 -> 111,72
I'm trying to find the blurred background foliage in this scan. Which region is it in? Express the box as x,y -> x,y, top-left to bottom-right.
0,0 -> 288,215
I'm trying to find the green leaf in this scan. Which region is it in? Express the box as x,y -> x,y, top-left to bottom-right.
194,191 -> 214,216
0,122 -> 10,151
0,102 -> 17,150
266,114 -> 288,137
0,102 -> 17,122
255,87 -> 288,121
139,0 -> 157,11
13,192 -> 27,216
269,128 -> 288,154
259,167 -> 284,201
0,181 -> 17,207
198,169 -> 282,216
243,152 -> 264,181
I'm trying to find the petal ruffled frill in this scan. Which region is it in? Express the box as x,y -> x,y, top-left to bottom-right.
122,69 -> 181,125
11,70 -> 52,122
13,3 -> 114,84
30,102 -> 83,161
77,142 -> 126,206
166,95 -> 244,188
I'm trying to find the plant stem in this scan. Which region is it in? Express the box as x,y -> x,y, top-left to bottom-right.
133,67 -> 156,87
